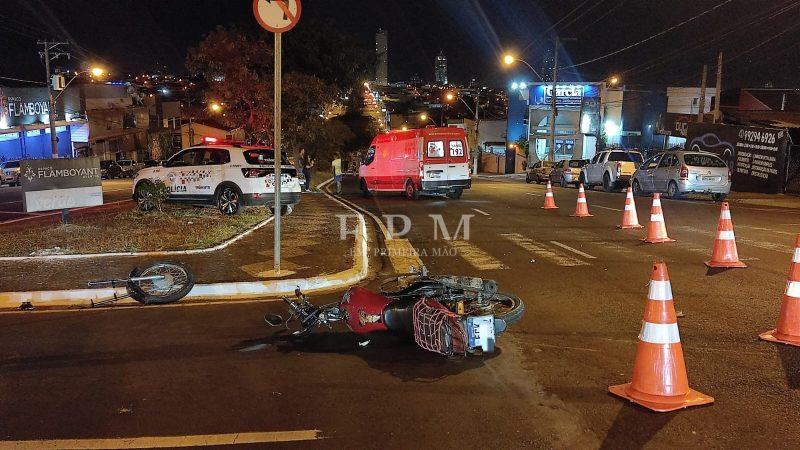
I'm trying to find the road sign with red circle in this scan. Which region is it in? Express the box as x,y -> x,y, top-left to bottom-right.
253,0 -> 302,33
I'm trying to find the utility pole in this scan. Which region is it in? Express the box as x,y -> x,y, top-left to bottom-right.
549,38 -> 559,162
548,37 -> 576,161
713,52 -> 723,123
698,64 -> 708,123
38,41 -> 70,159
473,92 -> 479,174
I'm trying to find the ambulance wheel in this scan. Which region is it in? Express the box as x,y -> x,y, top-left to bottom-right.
360,178 -> 372,197
404,180 -> 419,200
446,188 -> 463,200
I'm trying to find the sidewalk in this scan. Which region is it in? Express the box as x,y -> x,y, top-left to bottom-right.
728,191 -> 800,209
0,193 -> 358,293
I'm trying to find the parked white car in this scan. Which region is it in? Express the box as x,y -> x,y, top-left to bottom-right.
580,149 -> 644,192
133,144 -> 301,215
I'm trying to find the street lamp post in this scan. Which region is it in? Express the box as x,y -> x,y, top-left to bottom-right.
50,66 -> 106,158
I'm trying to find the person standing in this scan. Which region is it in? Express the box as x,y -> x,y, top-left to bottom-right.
297,148 -> 310,192
331,153 -> 343,194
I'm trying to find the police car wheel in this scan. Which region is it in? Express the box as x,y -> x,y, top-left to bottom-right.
216,185 -> 242,216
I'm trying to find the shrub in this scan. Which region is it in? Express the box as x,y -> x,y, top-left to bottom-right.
137,180 -> 171,212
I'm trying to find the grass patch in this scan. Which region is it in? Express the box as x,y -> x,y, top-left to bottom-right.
0,204 -> 268,257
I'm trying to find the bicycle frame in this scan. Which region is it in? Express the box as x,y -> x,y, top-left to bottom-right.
86,274 -> 166,308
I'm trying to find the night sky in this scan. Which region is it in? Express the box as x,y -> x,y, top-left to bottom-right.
2,0 -> 799,88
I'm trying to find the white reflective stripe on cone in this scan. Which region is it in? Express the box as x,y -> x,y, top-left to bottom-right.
648,280 -> 673,301
786,281 -> 800,297
546,192 -> 554,197
653,199 -> 662,207
639,321 -> 681,344
625,204 -> 635,211
577,198 -> 587,203
793,247 -> 800,263
650,213 -> 664,222
721,209 -> 731,220
716,230 -> 735,240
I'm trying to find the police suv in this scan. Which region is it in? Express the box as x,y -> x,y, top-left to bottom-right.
133,140 -> 301,216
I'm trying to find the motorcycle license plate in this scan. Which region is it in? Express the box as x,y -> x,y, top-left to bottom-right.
466,315 -> 496,352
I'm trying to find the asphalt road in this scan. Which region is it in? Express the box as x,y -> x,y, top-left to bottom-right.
1,176 -> 799,448
0,179 -> 134,223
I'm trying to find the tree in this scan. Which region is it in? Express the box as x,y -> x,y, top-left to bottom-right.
186,26 -> 273,137
186,26 -> 335,146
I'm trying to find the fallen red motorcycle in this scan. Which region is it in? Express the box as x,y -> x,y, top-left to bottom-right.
264,267 -> 524,356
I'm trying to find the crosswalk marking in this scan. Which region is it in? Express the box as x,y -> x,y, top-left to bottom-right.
448,240 -> 508,270
501,233 -> 589,266
549,241 -> 597,259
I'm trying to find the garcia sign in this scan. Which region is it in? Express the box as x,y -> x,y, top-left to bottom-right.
21,157 -> 103,212
686,123 -> 788,193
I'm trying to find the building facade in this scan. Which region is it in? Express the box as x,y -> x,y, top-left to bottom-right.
375,29 -> 388,86
435,52 -> 448,86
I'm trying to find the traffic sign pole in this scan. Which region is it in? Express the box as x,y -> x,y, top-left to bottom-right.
253,0 -> 301,275
274,31 -> 282,274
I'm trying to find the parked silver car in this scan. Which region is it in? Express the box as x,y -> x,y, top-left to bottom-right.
631,151 -> 730,201
1,160 -> 20,186
549,159 -> 589,188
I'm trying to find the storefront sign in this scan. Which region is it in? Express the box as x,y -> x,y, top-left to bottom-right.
686,123 -> 788,193
531,84 -> 600,108
0,87 -> 70,128
20,157 -> 103,212
655,113 -> 693,137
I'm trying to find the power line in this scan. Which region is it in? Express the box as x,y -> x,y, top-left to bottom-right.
520,0 -> 591,54
0,75 -> 45,85
564,0 -> 735,69
621,0 -> 800,80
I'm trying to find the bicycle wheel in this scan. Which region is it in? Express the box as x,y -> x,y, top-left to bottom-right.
127,262 -> 194,305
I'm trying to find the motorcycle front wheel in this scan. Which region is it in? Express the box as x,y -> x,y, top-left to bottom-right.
467,293 -> 525,327
127,262 -> 194,305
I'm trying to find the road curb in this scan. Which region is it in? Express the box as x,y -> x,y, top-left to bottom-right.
0,187 -> 370,310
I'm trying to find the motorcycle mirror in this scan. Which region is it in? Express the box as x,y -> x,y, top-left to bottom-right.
264,313 -> 283,327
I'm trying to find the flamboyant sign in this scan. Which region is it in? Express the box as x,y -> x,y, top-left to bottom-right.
20,157 -> 103,212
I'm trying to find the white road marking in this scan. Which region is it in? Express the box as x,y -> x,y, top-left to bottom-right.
674,225 -> 793,253
472,208 -> 490,216
448,240 -> 508,270
591,205 -> 623,212
737,225 -> 796,237
549,240 -> 597,259
524,192 -> 543,197
501,233 -> 589,266
0,430 -> 324,449
0,200 -> 21,205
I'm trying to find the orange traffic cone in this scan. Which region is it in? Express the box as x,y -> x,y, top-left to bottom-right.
542,181 -> 558,209
642,193 -> 675,243
609,262 -> 714,412
570,184 -> 593,217
760,234 -> 800,346
617,186 -> 643,229
705,202 -> 746,268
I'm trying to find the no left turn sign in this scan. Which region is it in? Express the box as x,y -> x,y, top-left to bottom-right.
253,0 -> 302,33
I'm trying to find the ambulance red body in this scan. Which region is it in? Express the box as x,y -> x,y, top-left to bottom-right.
359,127 -> 472,199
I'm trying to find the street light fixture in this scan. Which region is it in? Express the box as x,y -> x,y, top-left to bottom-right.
608,75 -> 620,86
210,102 -> 222,113
500,53 -> 543,81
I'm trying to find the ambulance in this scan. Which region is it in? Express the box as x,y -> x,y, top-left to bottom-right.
359,127 -> 472,199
